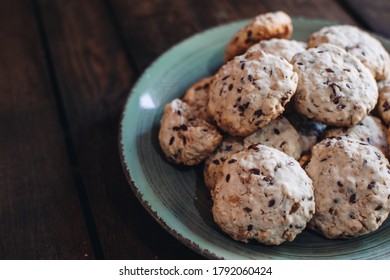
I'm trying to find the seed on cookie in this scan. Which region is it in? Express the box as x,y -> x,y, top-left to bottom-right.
224,11 -> 293,62
158,99 -> 222,166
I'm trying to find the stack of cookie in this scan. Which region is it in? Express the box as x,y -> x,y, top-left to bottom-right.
158,11 -> 390,245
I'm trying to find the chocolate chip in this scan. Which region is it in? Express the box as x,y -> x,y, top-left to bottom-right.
248,75 -> 253,82
375,205 -> 383,211
250,168 -> 260,175
237,86 -> 243,93
228,84 -> 233,91
226,174 -> 230,182
247,30 -> 252,38
241,63 -> 245,70
228,159 -> 237,164
337,181 -> 343,187
224,145 -> 232,152
247,224 -> 253,231
253,109 -> 263,117
290,202 -> 300,214
248,144 -> 259,151
212,159 -> 220,165
375,152 -> 381,159
169,137 -> 175,145
383,101 -> 390,112
349,213 -> 356,219
325,68 -> 334,73
182,136 -> 186,145
263,176 -> 274,184
180,124 -> 188,131
274,128 -> 280,135
255,120 -> 263,126
268,199 -> 275,207
368,181 -> 376,190
244,207 -> 252,213
238,102 -> 250,112
177,110 -> 181,116
222,75 -> 229,81
349,194 -> 357,203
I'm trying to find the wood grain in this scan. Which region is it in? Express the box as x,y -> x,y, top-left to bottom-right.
109,0 -> 201,71
187,0 -> 357,29
341,0 -> 390,37
0,0 -> 93,259
37,0 -> 202,259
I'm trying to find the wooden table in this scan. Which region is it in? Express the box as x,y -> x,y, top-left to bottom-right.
1,0 -> 389,260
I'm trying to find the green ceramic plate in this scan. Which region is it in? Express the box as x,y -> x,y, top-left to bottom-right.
119,18 -> 390,259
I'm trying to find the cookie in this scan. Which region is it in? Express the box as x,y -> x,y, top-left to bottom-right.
247,38 -> 306,62
292,43 -> 378,126
244,116 -> 302,160
224,11 -> 292,62
182,76 -> 212,121
308,25 -> 390,81
378,74 -> 390,124
212,144 -> 314,245
305,137 -> 390,239
324,115 -> 388,156
286,112 -> 327,153
159,99 -> 222,165
208,50 -> 298,136
203,136 -> 244,192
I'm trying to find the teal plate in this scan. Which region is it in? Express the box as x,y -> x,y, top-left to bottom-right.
119,18 -> 390,259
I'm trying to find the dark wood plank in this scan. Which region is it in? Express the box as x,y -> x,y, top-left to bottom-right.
109,0 -> 201,71
340,0 -> 390,37
38,0 -> 202,259
0,0 -> 93,259
188,0 -> 357,29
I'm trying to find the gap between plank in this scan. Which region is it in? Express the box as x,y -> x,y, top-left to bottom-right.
31,0 -> 105,260
336,0 -> 371,30
103,0 -> 142,76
